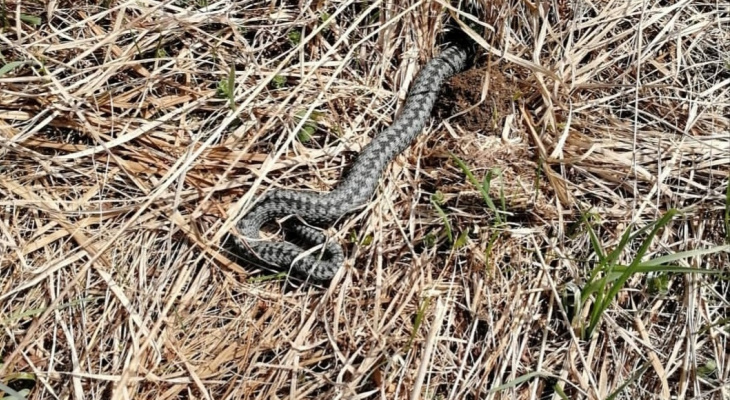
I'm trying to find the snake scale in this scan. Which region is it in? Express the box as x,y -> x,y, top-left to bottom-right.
233,41 -> 471,281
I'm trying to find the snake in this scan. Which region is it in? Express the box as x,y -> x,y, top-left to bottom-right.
232,40 -> 472,281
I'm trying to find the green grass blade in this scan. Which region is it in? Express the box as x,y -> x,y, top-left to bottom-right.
638,245 -> 730,267
451,152 -> 503,224
20,13 -> 41,25
579,207 -> 606,266
605,362 -> 651,400
486,371 -> 546,393
406,297 -> 432,351
553,383 -> 570,400
0,61 -> 27,77
587,210 -> 677,334
227,63 -> 235,108
430,200 -> 453,243
0,381 -> 27,400
605,223 -> 634,267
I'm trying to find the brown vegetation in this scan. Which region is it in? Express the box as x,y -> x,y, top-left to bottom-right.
1,1 -> 728,399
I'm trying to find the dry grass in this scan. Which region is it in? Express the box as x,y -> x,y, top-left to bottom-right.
1,0 -> 729,399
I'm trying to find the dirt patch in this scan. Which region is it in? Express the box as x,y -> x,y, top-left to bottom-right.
436,64 -> 521,134
423,65 -> 554,219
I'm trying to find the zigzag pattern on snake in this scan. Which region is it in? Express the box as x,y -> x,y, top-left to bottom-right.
232,41 -> 471,281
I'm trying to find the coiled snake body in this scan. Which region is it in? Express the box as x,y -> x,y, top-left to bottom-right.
233,42 -> 470,281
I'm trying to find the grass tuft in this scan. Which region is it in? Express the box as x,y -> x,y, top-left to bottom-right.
0,1 -> 728,398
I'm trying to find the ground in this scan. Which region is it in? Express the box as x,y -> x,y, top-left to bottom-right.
1,1 -> 729,399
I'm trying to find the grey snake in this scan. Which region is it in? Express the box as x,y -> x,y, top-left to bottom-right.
232,41 -> 471,281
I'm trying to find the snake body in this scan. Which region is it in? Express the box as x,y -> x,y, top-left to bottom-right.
233,42 -> 470,281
